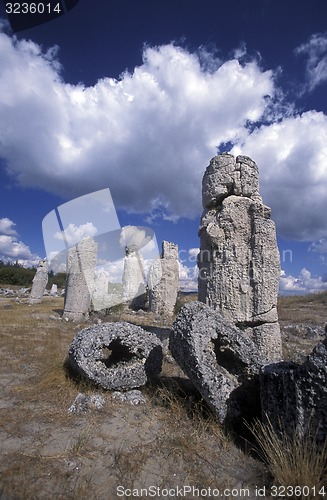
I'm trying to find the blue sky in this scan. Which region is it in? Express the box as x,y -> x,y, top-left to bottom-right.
0,0 -> 327,294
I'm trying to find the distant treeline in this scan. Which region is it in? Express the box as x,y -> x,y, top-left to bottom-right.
0,261 -> 66,289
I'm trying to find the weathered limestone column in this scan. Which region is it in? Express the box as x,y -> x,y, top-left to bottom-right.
148,241 -> 179,316
29,259 -> 49,304
198,154 -> 282,362
63,237 -> 98,321
122,245 -> 146,309
91,269 -> 112,312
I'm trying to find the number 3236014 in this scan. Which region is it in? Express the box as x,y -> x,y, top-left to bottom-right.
5,3 -> 62,14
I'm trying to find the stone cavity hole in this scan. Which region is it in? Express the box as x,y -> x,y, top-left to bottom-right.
211,338 -> 246,376
100,338 -> 136,368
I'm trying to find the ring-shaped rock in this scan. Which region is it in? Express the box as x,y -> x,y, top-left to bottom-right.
68,322 -> 163,390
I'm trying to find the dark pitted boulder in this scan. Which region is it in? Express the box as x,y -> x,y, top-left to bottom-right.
68,322 -> 163,390
169,301 -> 267,425
261,335 -> 327,447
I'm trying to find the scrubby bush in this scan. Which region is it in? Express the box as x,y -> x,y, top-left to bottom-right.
0,261 -> 36,287
48,272 -> 66,289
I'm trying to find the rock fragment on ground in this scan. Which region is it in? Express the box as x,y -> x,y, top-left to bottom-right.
260,333 -> 327,447
169,301 -> 267,425
68,322 -> 163,390
68,393 -> 105,414
112,390 -> 147,405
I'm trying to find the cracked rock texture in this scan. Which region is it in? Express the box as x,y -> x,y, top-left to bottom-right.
261,334 -> 327,447
63,237 -> 98,322
28,260 -> 49,304
68,322 -> 163,390
169,301 -> 267,425
148,241 -> 179,316
198,154 -> 282,362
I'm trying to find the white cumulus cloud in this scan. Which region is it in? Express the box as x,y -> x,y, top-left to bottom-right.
0,33 -> 275,219
54,222 -> 98,247
279,268 -> 327,295
0,217 -> 41,264
0,217 -> 18,236
0,32 -> 327,244
232,110 -> 327,241
309,238 -> 327,254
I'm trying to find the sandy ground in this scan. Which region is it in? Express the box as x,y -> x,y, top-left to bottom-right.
0,293 -> 326,499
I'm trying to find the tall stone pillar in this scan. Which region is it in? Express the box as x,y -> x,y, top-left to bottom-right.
29,259 -> 49,304
198,154 -> 282,362
122,245 -> 146,309
63,237 -> 98,321
148,241 -> 179,316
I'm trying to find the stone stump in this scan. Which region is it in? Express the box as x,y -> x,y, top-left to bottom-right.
260,335 -> 327,448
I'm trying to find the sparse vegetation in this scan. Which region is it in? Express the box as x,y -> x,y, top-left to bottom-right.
47,271 -> 66,289
0,261 -> 67,289
248,416 -> 327,497
0,260 -> 36,286
0,290 -> 326,498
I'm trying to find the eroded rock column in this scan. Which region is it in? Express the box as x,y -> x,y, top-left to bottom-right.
63,237 -> 98,321
198,154 -> 282,362
148,241 -> 179,316
91,270 -> 111,312
122,245 -> 146,309
29,259 -> 49,304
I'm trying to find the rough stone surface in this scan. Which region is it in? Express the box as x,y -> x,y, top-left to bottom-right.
202,154 -> 262,208
63,237 -> 98,322
169,301 -> 267,424
68,322 -> 163,390
50,284 -> 58,296
122,245 -> 146,309
28,260 -> 49,304
148,241 -> 179,316
67,393 -> 105,414
198,154 -> 282,362
261,335 -> 327,446
112,390 -> 147,405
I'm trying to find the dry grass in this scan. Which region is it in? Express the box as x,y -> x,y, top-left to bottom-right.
0,295 -> 266,499
278,290 -> 327,324
248,417 -> 327,498
1,290 -> 326,498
